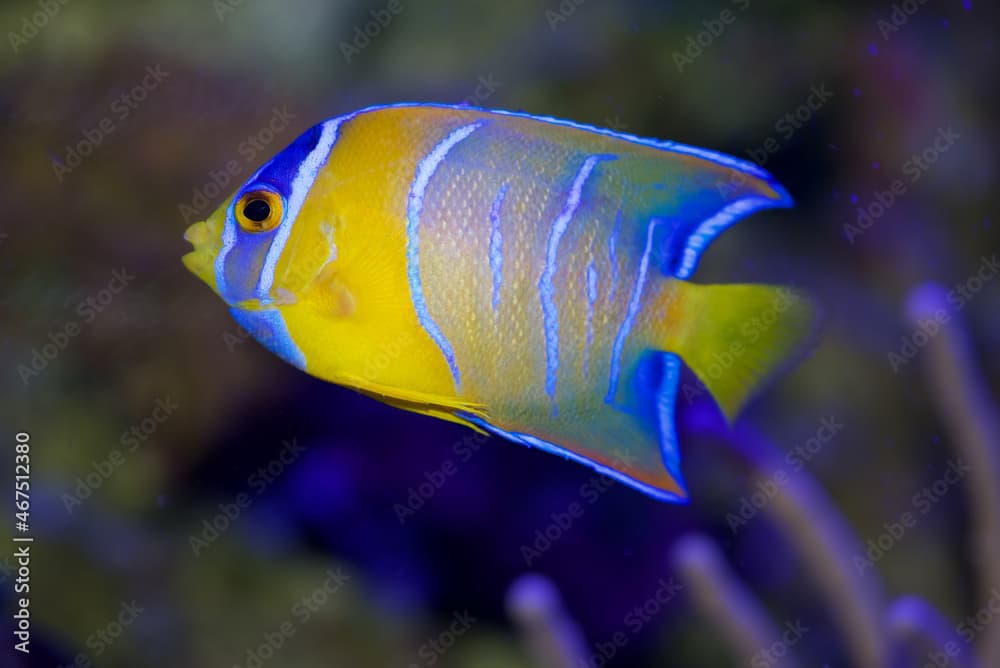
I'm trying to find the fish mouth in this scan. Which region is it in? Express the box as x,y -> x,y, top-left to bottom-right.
182,218 -> 222,292
181,215 -> 296,308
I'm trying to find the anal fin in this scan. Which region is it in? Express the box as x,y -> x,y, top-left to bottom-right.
456,351 -> 689,503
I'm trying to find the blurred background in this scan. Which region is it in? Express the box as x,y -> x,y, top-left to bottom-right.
2,0 -> 998,666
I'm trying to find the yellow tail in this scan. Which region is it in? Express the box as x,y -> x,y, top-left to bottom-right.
658,281 -> 815,421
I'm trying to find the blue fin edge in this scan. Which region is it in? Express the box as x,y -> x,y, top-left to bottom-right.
329,102 -> 788,185
326,103 -> 792,283
671,196 -> 790,279
656,352 -> 686,488
457,410 -> 689,504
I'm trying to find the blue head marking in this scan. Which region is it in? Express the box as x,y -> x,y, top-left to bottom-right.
229,307 -> 307,369
214,118 -> 346,305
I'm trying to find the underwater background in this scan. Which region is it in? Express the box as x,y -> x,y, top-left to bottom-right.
2,0 -> 998,666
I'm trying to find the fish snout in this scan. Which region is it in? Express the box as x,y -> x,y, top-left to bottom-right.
182,219 -> 221,290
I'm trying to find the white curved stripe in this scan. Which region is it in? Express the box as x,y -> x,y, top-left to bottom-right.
606,218 -> 662,404
406,121 -> 486,387
607,208 -> 622,305
257,117 -> 348,295
584,260 -> 598,377
539,155 -> 611,407
215,156 -> 273,298
674,196 -> 776,279
488,183 -> 509,313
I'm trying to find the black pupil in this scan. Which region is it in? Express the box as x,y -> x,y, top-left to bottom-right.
243,199 -> 271,223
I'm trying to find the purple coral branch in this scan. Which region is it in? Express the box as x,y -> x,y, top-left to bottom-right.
505,573 -> 589,668
718,422 -> 889,668
672,533 -> 799,667
906,282 -> 1000,666
888,595 -> 982,668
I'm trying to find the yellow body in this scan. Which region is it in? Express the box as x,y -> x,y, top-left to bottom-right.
183,104 -> 813,501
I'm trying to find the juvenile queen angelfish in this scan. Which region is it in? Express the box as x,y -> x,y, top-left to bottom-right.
182,104 -> 813,502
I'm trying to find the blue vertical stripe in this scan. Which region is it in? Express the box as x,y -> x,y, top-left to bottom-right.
607,208 -> 622,305
406,121 -> 486,388
606,219 -> 662,404
488,183 -> 509,313
584,261 -> 598,377
539,155 -> 614,410
257,117 -> 347,296
656,352 -> 686,488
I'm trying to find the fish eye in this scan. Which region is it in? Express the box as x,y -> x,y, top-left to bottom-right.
235,189 -> 284,233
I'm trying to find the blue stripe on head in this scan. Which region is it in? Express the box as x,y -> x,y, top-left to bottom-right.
229,307 -> 306,369
256,118 -> 347,295
214,116 -> 351,306
222,219 -> 281,298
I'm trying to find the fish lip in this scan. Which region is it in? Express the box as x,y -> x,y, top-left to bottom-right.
181,219 -> 225,295
183,220 -> 212,248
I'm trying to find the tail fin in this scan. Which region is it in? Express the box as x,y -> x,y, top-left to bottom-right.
659,282 -> 816,421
